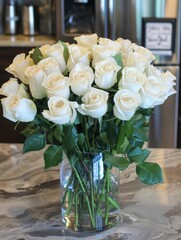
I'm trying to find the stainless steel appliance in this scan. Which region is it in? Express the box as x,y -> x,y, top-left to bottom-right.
22,4 -> 39,36
3,0 -> 19,35
56,0 -> 181,148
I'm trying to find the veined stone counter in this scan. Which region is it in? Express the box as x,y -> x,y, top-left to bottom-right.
0,35 -> 56,47
0,144 -> 181,239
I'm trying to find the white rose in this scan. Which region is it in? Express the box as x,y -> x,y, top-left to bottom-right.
116,38 -> 134,64
46,42 -> 67,73
116,38 -> 133,52
5,53 -> 33,84
124,51 -> 149,72
78,87 -> 109,118
39,44 -> 50,57
98,38 -> 121,52
133,44 -> 155,63
0,78 -> 29,98
69,63 -> 94,96
161,71 -> 176,98
92,44 -> 119,66
95,58 -> 121,89
74,34 -> 98,48
1,93 -> 37,122
118,67 -> 147,93
38,57 -> 61,76
67,44 -> 91,71
42,96 -> 78,124
140,70 -> 176,108
145,64 -> 161,77
42,72 -> 70,99
25,65 -> 46,99
113,89 -> 141,121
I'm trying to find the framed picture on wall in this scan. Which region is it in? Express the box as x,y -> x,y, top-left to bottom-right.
142,18 -> 176,55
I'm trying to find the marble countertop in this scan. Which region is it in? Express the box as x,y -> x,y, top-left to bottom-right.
0,144 -> 181,240
0,35 -> 56,47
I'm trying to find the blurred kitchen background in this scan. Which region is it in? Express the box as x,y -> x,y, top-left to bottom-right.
0,0 -> 180,148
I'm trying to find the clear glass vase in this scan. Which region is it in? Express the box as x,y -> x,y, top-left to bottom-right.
60,151 -> 120,232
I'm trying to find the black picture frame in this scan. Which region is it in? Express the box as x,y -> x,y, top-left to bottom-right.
142,18 -> 176,54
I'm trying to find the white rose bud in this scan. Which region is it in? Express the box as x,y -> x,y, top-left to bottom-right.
42,72 -> 70,99
161,71 -> 176,98
116,38 -> 134,64
74,34 -> 98,48
140,71 -> 176,108
25,65 -> 46,99
78,87 -> 109,118
39,44 -> 50,57
98,38 -> 121,51
1,93 -> 37,122
124,51 -> 149,72
0,78 -> 29,98
113,89 -> 141,121
92,44 -> 119,67
5,53 -> 33,84
38,57 -> 61,76
67,44 -> 91,71
145,64 -> 161,77
133,44 -> 155,63
116,38 -> 133,52
46,42 -> 67,73
69,63 -> 94,96
95,58 -> 121,89
42,96 -> 78,124
119,67 -> 147,93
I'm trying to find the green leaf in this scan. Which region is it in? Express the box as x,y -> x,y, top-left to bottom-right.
116,123 -> 129,154
23,133 -> 46,153
62,125 -> 78,152
137,108 -> 154,117
58,40 -> 69,63
113,53 -> 123,81
47,130 -> 54,144
34,114 -> 51,131
128,138 -> 145,150
44,145 -> 63,169
123,122 -> 134,138
99,132 -> 109,144
113,53 -> 123,67
106,120 -> 118,147
133,127 -> 149,142
30,47 -> 44,64
21,123 -> 39,137
54,125 -> 63,143
105,155 -> 129,170
77,133 -> 85,147
136,162 -> 163,184
116,136 -> 129,154
128,147 -> 151,164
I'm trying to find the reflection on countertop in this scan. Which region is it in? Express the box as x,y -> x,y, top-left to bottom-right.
0,34 -> 56,47
0,144 -> 181,239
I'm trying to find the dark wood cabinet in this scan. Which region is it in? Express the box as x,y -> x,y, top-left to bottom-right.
0,47 -> 31,143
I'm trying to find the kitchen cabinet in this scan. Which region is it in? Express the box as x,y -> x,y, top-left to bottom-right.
0,47 -> 31,143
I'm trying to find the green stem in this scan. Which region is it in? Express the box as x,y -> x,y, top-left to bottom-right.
83,116 -> 91,152
61,173 -> 74,207
116,121 -> 124,151
72,166 -> 96,228
96,167 -> 109,212
92,119 -> 98,148
90,172 -> 95,221
75,193 -> 79,226
105,168 -> 110,225
66,190 -> 74,215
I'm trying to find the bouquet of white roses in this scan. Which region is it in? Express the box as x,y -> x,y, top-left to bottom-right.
0,34 -> 176,231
